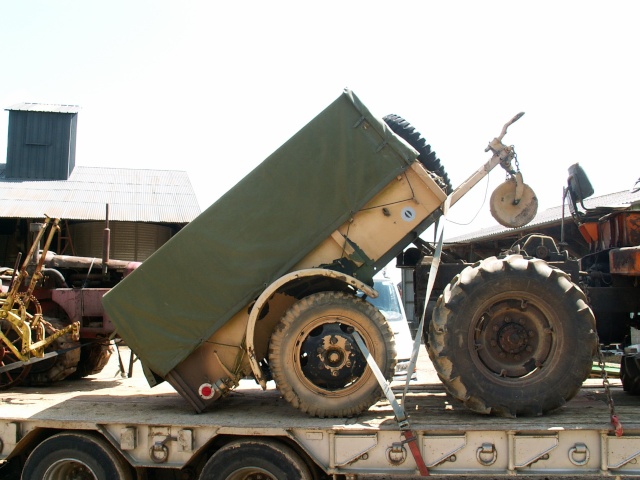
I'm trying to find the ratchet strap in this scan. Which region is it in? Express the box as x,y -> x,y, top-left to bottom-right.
353,331 -> 429,476
352,197 -> 451,477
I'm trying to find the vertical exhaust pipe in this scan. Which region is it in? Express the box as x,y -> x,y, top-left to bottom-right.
102,203 -> 111,277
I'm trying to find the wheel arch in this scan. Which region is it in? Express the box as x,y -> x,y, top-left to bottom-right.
246,268 -> 377,387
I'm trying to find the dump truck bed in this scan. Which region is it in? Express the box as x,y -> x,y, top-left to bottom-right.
102,89 -> 447,391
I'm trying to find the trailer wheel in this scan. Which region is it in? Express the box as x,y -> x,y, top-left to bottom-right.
22,431 -> 133,480
428,255 -> 596,417
0,320 -> 31,389
200,438 -> 313,480
25,317 -> 81,385
269,292 -> 396,417
383,114 -> 453,194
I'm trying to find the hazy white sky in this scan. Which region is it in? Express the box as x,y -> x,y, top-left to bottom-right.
2,1 -> 638,242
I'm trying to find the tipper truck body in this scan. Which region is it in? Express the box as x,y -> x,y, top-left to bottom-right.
102,89 -> 448,416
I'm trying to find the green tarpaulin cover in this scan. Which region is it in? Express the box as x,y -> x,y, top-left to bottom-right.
102,89 -> 419,377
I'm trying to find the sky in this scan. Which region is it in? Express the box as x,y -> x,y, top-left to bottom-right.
1,1 -> 638,266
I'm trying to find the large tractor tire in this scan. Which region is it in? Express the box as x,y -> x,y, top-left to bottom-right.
383,114 -> 453,194
428,255 -> 596,417
269,292 -> 396,417
25,317 -> 81,385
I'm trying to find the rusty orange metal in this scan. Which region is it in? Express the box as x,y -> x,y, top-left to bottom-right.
610,246 -> 640,275
598,211 -> 640,249
579,222 -> 599,244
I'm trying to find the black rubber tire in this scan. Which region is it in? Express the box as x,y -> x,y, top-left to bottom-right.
22,431 -> 134,480
200,438 -> 313,480
383,114 -> 453,194
25,317 -> 81,385
69,340 -> 113,379
621,354 -> 640,394
428,255 -> 597,417
269,292 -> 396,417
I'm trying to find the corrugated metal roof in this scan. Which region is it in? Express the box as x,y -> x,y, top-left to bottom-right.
0,165 -> 201,223
5,103 -> 80,114
446,189 -> 640,244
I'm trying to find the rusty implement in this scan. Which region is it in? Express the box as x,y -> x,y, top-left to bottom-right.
0,217 -> 80,388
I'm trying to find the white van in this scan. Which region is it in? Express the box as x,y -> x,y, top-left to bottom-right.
364,278 -> 417,382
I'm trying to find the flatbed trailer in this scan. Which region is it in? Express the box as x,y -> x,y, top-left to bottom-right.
1,347 -> 640,479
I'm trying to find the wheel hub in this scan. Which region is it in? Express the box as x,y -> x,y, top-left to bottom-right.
497,321 -> 529,354
299,322 -> 366,390
44,460 -> 97,479
473,299 -> 553,378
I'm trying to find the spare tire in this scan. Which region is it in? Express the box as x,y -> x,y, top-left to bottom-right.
383,114 -> 453,194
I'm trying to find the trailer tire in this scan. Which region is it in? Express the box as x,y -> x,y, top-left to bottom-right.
428,255 -> 596,417
200,438 -> 313,480
22,431 -> 133,480
269,291 -> 396,417
383,114 -> 453,194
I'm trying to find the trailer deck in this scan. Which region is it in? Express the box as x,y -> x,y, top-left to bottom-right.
2,346 -> 640,478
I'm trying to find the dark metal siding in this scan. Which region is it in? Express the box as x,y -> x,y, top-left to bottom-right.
5,110 -> 77,180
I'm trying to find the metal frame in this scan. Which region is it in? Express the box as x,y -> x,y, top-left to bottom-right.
0,217 -> 79,373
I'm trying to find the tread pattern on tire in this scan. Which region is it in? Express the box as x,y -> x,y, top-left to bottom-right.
269,291 -> 396,418
22,431 -> 133,480
383,114 -> 453,194
201,438 -> 313,480
70,340 -> 113,379
428,255 -> 597,417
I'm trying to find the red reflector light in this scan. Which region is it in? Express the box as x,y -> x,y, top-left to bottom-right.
199,383 -> 214,399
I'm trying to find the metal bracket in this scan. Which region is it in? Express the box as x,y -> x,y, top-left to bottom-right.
150,435 -> 177,464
